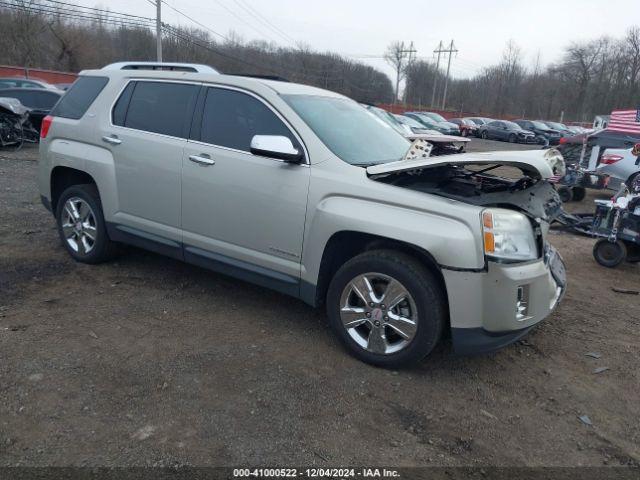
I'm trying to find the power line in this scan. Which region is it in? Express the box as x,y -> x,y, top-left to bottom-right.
209,0 -> 281,44
160,0 -> 229,41
0,1 -> 155,28
231,0 -> 296,46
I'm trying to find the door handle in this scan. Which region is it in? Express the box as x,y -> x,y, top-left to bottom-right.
189,154 -> 215,166
102,135 -> 122,145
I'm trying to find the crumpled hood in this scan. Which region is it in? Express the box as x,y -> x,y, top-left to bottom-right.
367,148 -> 566,180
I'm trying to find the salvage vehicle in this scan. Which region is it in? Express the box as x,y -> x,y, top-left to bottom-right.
0,97 -> 39,148
0,87 -> 63,132
38,62 -> 567,367
479,120 -> 537,144
514,119 -> 562,145
449,118 -> 479,137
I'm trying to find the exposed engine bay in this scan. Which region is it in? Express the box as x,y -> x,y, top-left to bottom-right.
373,163 -> 563,222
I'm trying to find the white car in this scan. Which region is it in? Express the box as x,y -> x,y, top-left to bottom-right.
597,144 -> 640,186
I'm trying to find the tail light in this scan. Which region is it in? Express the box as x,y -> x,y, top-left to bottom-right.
559,137 -> 567,144
40,115 -> 53,139
600,154 -> 624,165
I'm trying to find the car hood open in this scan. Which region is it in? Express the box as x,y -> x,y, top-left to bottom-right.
366,148 -> 565,180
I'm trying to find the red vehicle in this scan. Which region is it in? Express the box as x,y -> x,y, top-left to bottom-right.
449,118 -> 479,137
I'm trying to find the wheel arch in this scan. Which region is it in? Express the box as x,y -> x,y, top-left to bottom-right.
50,166 -> 98,213
307,230 -> 448,311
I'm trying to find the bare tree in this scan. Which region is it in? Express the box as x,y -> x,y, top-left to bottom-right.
384,41 -> 412,103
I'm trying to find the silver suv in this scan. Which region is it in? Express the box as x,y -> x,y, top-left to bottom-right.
38,62 -> 567,367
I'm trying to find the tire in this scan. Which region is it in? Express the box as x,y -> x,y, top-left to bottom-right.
326,250 -> 446,368
572,186 -> 586,202
461,129 -> 468,137
481,130 -> 488,140
627,172 -> 639,192
557,186 -> 573,203
55,184 -> 119,264
593,239 -> 627,268
508,133 -> 517,143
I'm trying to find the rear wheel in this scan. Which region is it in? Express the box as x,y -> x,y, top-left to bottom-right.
55,184 -> 119,264
481,130 -> 488,140
326,250 -> 445,368
593,239 -> 627,268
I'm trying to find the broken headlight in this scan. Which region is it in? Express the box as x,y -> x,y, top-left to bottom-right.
482,208 -> 538,262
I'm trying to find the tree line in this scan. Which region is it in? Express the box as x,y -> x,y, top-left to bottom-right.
1,2 -> 638,122
0,2 -> 394,104
404,31 -> 640,122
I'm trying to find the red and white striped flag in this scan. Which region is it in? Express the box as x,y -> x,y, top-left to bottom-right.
607,108 -> 640,134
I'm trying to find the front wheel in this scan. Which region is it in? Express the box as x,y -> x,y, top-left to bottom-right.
481,130 -> 488,139
508,133 -> 517,143
326,250 -> 445,368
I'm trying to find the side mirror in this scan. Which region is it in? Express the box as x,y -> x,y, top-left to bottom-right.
250,135 -> 303,163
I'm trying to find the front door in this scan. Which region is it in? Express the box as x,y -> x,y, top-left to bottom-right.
181,86 -> 310,291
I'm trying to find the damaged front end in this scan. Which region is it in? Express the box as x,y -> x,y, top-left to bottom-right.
367,148 -> 566,225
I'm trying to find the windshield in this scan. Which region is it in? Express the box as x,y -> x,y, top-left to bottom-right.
412,114 -> 438,126
365,106 -> 408,136
284,95 -> 410,165
396,115 -> 426,129
504,121 -> 522,130
532,121 -> 549,129
423,112 -> 447,122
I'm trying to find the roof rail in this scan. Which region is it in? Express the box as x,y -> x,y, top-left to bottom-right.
228,74 -> 290,82
101,62 -> 219,73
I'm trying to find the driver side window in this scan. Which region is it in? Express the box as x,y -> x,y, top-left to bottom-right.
198,87 -> 299,153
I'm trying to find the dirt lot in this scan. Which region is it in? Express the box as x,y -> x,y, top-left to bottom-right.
1,140 -> 639,468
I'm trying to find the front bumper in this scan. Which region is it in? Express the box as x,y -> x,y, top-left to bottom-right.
443,247 -> 566,355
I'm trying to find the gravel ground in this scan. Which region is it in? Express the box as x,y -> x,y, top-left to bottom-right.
0,140 -> 639,467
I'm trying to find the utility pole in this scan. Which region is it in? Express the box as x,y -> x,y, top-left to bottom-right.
431,41 -> 443,108
401,41 -> 417,103
441,40 -> 458,110
155,0 -> 162,62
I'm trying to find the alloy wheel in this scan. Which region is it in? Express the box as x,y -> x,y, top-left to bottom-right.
339,272 -> 418,355
61,197 -> 97,255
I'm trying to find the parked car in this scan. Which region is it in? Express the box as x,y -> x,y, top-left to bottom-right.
38,62 -> 566,367
363,106 -> 470,155
394,114 -> 439,135
449,118 -> 479,137
0,77 -> 61,90
466,117 -> 493,126
596,144 -> 640,186
0,88 -> 63,131
479,120 -> 537,143
541,121 -> 573,136
404,112 -> 460,135
513,119 -> 562,145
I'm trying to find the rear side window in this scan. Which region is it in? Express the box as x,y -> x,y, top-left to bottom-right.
51,76 -> 107,119
198,87 -> 297,152
117,81 -> 198,138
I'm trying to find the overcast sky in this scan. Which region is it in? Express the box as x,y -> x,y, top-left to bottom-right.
84,0 -> 640,80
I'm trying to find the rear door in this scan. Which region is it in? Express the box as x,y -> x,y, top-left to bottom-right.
181,85 -> 310,291
99,80 -> 200,247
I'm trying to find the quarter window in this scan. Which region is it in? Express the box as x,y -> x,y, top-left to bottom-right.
116,81 -> 199,138
199,87 -> 297,152
51,76 -> 107,119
